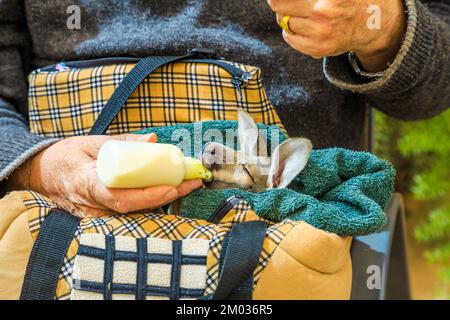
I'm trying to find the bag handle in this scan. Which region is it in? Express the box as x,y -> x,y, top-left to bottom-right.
20,209 -> 81,300
211,221 -> 268,300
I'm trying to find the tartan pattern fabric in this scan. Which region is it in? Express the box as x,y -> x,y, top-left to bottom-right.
215,199 -> 296,285
28,60 -> 285,138
22,190 -> 295,300
71,234 -> 209,300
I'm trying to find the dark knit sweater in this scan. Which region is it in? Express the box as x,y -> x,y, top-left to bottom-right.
0,0 -> 449,187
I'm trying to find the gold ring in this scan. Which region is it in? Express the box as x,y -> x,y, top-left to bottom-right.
278,15 -> 293,34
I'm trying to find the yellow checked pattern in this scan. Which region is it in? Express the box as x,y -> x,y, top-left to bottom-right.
28,61 -> 285,138
22,191 -> 296,300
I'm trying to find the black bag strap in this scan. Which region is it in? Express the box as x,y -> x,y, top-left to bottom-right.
211,221 -> 268,300
89,54 -> 194,135
20,209 -> 81,300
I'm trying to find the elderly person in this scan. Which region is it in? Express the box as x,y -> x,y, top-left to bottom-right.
0,0 -> 448,217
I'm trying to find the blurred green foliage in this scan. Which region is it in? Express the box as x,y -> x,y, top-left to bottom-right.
375,108 -> 450,298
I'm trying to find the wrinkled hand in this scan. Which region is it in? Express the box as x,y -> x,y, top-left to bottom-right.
10,134 -> 202,217
268,0 -> 406,71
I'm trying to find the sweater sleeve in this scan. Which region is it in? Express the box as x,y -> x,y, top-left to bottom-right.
0,0 -> 59,184
323,0 -> 450,120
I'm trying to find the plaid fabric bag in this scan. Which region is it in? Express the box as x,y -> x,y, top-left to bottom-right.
17,49 -> 352,300
19,191 -> 301,300
28,48 -> 284,137
22,51 -> 297,300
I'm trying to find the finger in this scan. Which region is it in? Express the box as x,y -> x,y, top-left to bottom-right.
175,179 -> 203,198
91,180 -> 181,213
282,29 -> 340,58
268,0 -> 313,17
90,176 -> 203,214
276,14 -> 319,37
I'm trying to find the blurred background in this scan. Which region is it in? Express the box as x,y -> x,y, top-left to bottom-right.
375,109 -> 450,300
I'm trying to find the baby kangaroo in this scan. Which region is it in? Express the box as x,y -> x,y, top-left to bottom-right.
201,110 -> 313,192
169,110 -> 312,214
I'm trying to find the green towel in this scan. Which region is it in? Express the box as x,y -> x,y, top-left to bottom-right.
137,121 -> 395,236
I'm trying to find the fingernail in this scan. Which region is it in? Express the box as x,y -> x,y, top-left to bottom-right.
132,133 -> 155,142
148,133 -> 157,143
163,189 -> 178,201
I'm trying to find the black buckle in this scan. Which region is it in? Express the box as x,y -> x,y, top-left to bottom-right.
188,48 -> 221,60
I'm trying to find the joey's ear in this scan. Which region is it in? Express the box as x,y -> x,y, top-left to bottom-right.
268,138 -> 312,189
237,109 -> 267,157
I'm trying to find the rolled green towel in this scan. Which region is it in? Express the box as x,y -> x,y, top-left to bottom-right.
137,121 -> 395,236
